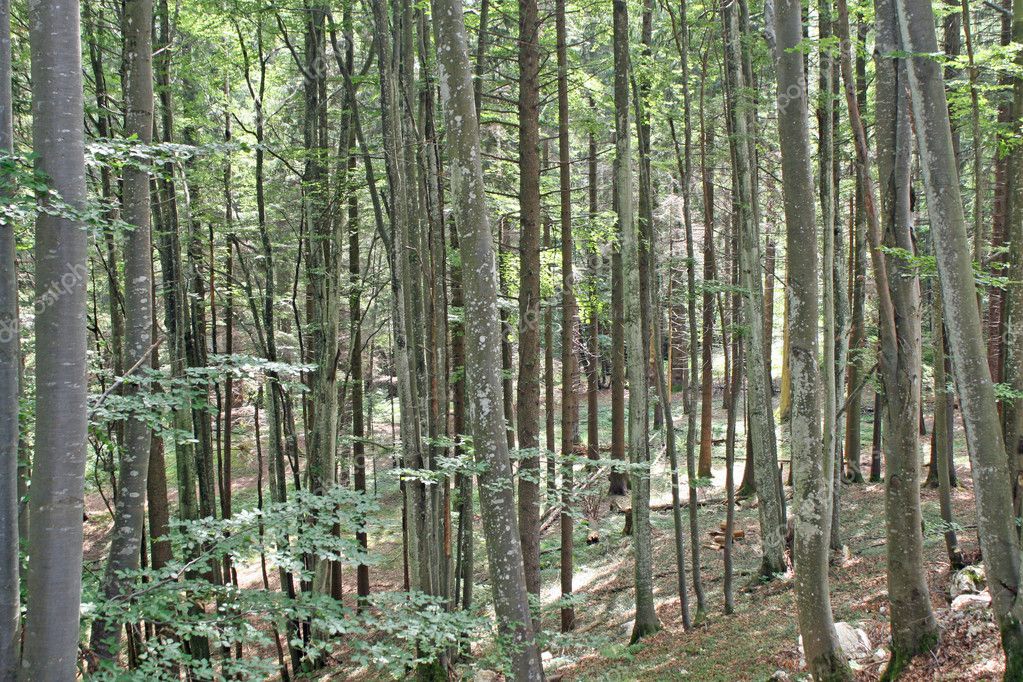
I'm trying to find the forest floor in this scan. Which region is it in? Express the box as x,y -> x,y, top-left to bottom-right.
80,387 -> 1004,681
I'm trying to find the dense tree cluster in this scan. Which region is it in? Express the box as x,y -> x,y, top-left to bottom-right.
0,0 -> 1021,678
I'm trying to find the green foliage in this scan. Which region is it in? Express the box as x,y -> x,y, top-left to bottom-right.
85,486 -> 483,680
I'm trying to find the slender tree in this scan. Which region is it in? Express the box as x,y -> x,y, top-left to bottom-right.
555,0 -> 579,635
0,0 -> 18,675
614,0 -> 659,642
772,0 -> 850,675
723,0 -> 786,576
430,0 -> 544,675
517,0 -> 543,603
866,0 -> 941,667
895,0 -> 1023,670
89,0 -> 156,662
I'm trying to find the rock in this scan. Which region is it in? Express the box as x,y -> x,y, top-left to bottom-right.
950,564 -> 986,599
473,671 -> 501,682
798,622 -> 872,664
951,591 -> 992,612
768,671 -> 790,681
834,621 -> 872,660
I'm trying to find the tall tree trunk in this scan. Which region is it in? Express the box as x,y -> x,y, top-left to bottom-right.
698,107 -> 716,480
613,0 -> 660,642
587,114 -> 600,463
517,0 -> 543,604
22,0 -> 90,675
723,0 -> 786,576
555,0 -> 579,635
772,0 -> 851,675
843,23 -> 868,483
895,0 -> 1023,672
89,0 -> 156,662
1001,0 -> 1023,508
430,1 -> 544,676
835,0 -> 940,666
818,0 -> 840,553
870,0 -> 941,666
0,0 -> 19,675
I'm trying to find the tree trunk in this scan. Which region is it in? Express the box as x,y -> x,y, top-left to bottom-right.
613,0 -> 660,643
22,0 -> 90,675
723,0 -> 786,576
869,0 -> 941,665
0,0 -> 18,674
430,1 -> 544,676
843,32 -> 868,483
698,108 -> 716,481
90,0 -> 156,662
1001,0 -> 1023,511
895,0 -> 1023,672
555,0 -> 579,635
772,0 -> 851,675
517,0 -> 542,604
932,288 -> 964,569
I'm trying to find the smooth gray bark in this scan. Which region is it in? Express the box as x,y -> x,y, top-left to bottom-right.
89,0 -> 156,662
894,0 -> 1023,671
22,0 -> 90,677
0,0 -> 19,675
612,0 -> 659,643
772,0 -> 850,676
430,0 -> 544,677
873,0 -> 939,667
723,0 -> 786,576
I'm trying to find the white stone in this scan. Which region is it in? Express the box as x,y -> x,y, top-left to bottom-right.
949,564 -> 986,599
951,591 -> 992,612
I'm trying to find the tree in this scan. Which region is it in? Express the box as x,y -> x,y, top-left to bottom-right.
865,0 -> 939,667
555,0 -> 579,635
613,0 -> 659,643
429,0 -> 544,676
517,0 -> 543,604
21,0 -> 90,676
89,0 -> 156,662
0,0 -> 19,675
722,0 -> 786,577
895,0 -> 1023,671
771,0 -> 851,675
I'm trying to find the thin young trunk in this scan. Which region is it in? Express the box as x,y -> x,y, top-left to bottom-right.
872,0 -> 942,666
723,298 -> 742,615
430,1 -> 544,676
772,0 -> 851,676
587,112 -> 600,463
844,26 -> 868,483
613,0 -> 660,642
556,0 -> 579,635
22,0 -> 90,676
610,181 -> 627,496
818,0 -> 841,553
517,0 -> 543,604
1001,0 -> 1023,507
932,289 -> 964,569
895,0 -> 1023,672
0,0 -> 18,675
698,110 -> 716,481
545,208 -> 557,496
723,0 -> 786,575
90,0 -> 156,662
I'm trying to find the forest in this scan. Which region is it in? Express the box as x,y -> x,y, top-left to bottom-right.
0,0 -> 1021,678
